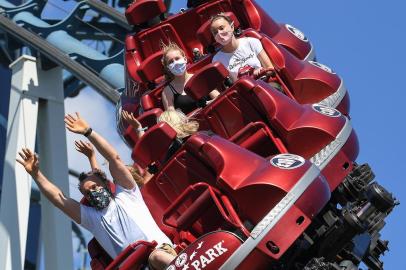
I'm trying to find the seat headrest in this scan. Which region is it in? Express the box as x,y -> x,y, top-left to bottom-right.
138,108 -> 163,128
137,51 -> 164,84
196,11 -> 240,49
88,238 -> 111,262
141,93 -> 157,111
123,108 -> 163,146
184,62 -> 229,100
125,0 -> 167,26
132,122 -> 177,168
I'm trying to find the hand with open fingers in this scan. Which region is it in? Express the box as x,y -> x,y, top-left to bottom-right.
75,140 -> 95,158
16,148 -> 39,176
64,112 -> 90,135
122,110 -> 142,130
253,67 -> 264,77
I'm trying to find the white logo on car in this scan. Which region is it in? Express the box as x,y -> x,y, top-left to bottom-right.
271,154 -> 305,170
175,253 -> 188,267
190,240 -> 228,270
312,104 -> 341,117
309,61 -> 336,74
286,24 -> 308,42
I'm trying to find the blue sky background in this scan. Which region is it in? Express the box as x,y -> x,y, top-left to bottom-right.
47,0 -> 405,269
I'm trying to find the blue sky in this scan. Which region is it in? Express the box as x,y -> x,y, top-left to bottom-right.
58,0 -> 405,268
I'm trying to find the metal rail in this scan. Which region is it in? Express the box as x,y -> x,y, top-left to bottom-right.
0,14 -> 120,103
84,0 -> 131,31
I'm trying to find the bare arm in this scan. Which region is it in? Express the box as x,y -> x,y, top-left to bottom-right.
16,148 -> 81,223
258,50 -> 274,69
75,140 -> 100,170
65,113 -> 136,190
162,87 -> 175,111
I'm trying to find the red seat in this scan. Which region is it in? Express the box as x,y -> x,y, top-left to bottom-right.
184,61 -> 230,100
132,122 -> 177,168
195,0 -> 234,23
125,0 -> 166,26
186,66 -> 357,190
88,238 -> 157,270
195,26 -> 349,115
123,108 -> 163,147
256,33 -> 349,114
229,121 -> 288,157
88,238 -> 112,269
140,132 -> 260,244
185,64 -> 285,158
125,23 -> 190,95
136,51 -> 165,90
140,139 -> 219,244
136,23 -> 189,60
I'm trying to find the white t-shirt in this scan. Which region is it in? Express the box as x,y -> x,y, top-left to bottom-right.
212,37 -> 264,81
80,184 -> 172,258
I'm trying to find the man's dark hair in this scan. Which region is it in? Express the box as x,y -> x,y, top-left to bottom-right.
78,169 -> 109,191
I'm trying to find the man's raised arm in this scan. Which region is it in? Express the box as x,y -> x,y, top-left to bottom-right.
64,112 -> 136,190
16,148 -> 81,223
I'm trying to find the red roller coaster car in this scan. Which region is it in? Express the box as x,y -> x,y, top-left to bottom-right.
87,1 -> 397,269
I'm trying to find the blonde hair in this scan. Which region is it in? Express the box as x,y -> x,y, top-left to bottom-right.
158,110 -> 199,139
161,41 -> 187,81
126,165 -> 145,187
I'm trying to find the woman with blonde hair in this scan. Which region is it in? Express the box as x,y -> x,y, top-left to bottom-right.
122,109 -> 199,164
160,42 -> 219,114
157,110 -> 199,140
122,110 -> 199,141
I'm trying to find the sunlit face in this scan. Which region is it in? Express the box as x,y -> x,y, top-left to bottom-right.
80,174 -> 106,200
165,49 -> 185,66
210,17 -> 233,37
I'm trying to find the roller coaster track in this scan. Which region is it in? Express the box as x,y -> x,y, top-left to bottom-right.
0,0 -> 135,103
0,14 -> 121,102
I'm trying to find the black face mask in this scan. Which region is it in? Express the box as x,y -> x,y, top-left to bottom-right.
88,187 -> 112,210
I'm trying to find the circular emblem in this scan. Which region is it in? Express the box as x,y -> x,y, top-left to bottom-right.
166,265 -> 176,270
175,253 -> 188,267
271,154 -> 305,170
309,61 -> 335,74
285,24 -> 308,42
312,104 -> 341,117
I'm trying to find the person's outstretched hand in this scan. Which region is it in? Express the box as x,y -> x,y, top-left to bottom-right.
16,148 -> 39,177
64,112 -> 89,135
75,140 -> 95,158
122,110 -> 141,130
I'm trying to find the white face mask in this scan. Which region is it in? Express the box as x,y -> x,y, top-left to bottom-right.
167,58 -> 187,76
214,22 -> 234,46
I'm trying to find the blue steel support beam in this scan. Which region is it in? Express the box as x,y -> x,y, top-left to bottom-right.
0,0 -> 125,92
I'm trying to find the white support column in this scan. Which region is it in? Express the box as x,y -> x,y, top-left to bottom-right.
36,62 -> 74,270
0,55 -> 40,270
0,55 -> 73,270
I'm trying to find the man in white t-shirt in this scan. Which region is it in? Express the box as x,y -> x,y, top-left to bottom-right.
16,112 -> 176,270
